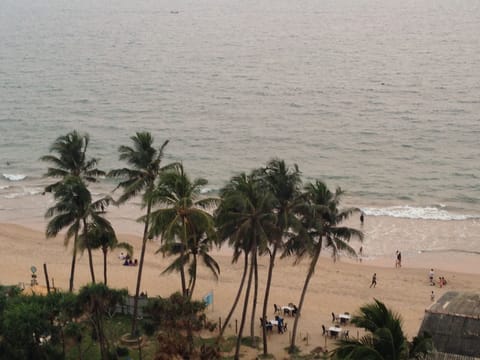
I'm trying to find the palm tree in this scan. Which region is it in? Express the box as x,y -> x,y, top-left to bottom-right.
41,130 -> 105,193
108,132 -> 171,336
260,159 -> 303,356
79,220 -> 133,285
287,180 -> 363,353
46,176 -> 114,289
215,171 -> 276,359
147,163 -> 218,298
45,176 -> 91,292
332,299 -> 433,359
215,199 -> 251,339
157,229 -> 219,298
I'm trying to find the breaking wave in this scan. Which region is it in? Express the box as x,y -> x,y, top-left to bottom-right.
2,174 -> 27,181
362,205 -> 478,221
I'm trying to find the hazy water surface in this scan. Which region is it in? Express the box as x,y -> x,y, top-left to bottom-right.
1,0 -> 480,223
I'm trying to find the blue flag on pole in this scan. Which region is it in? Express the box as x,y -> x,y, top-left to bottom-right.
203,291 -> 213,306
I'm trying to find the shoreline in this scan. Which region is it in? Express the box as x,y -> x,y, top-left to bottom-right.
2,213 -> 480,276
2,216 -> 480,276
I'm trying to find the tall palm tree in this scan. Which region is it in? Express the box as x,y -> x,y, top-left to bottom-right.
41,130 -> 105,193
215,199 -> 251,339
108,132 -> 171,336
147,163 -> 218,298
287,181 -> 363,353
45,176 -> 91,291
216,172 -> 276,359
260,159 -> 303,356
332,299 -> 432,359
79,220 -> 133,285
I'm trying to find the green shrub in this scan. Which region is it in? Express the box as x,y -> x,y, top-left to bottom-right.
116,346 -> 129,356
142,320 -> 156,336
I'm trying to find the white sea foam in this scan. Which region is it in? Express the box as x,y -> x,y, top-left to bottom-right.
3,188 -> 43,199
362,205 -> 477,221
2,174 -> 27,181
200,187 -> 213,194
0,185 -> 10,190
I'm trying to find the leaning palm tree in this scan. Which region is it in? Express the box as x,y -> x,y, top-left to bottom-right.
45,176 -> 91,292
216,171 -> 276,359
287,181 -> 363,353
259,159 -> 303,356
41,130 -> 105,193
79,220 -> 133,285
147,163 -> 218,298
332,299 -> 433,359
108,132 -> 171,336
214,198 -> 252,340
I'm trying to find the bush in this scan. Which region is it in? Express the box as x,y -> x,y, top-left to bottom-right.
116,346 -> 129,356
142,320 -> 156,336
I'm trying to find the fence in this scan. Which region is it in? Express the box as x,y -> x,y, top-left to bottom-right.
115,296 -> 149,318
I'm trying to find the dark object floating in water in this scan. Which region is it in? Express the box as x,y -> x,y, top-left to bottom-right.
170,10 -> 179,14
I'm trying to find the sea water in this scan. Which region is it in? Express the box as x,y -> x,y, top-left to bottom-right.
1,0 -> 479,256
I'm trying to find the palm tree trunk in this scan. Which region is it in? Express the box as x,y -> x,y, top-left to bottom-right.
96,315 -> 108,360
250,248 -> 259,348
130,201 -> 152,336
262,244 -> 278,355
189,254 -> 197,299
69,228 -> 79,292
179,260 -> 187,296
180,218 -> 188,296
83,218 -> 96,284
219,252 -> 248,338
234,249 -> 255,360
289,242 -> 322,353
103,247 -> 108,285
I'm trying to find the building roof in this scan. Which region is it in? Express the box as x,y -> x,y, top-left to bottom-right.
428,292 -> 480,317
419,292 -> 480,358
424,352 -> 480,360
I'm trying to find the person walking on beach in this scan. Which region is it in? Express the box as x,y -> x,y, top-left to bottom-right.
360,212 -> 365,225
430,290 -> 435,302
395,251 -> 402,268
370,273 -> 377,288
359,246 -> 363,263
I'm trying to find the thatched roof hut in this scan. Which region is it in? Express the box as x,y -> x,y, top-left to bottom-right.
419,291 -> 480,358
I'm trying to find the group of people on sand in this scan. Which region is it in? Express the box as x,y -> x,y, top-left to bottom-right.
428,268 -> 447,287
428,269 -> 448,302
118,252 -> 138,267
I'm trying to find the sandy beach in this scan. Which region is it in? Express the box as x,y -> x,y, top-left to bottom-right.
1,216 -> 480,359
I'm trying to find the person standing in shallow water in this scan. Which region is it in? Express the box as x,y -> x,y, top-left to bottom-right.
360,212 -> 364,225
370,273 -> 377,288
